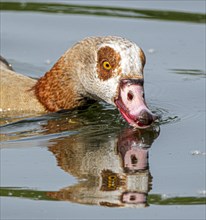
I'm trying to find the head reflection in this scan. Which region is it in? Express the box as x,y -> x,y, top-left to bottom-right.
47,126 -> 160,208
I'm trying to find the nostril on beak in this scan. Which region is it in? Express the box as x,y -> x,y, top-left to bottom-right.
127,91 -> 134,101
131,154 -> 138,165
138,110 -> 154,126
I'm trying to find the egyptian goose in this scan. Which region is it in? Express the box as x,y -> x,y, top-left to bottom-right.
0,36 -> 156,128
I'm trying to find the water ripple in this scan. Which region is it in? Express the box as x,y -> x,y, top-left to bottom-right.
0,100 -> 181,143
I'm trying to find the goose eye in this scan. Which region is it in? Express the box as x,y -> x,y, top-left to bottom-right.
103,61 -> 112,70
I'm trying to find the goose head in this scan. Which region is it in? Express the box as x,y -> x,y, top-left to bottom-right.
35,36 -> 157,128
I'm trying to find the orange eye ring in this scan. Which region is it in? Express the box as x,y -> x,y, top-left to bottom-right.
103,61 -> 112,70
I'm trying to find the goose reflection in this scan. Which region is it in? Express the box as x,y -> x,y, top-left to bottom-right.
47,126 -> 159,207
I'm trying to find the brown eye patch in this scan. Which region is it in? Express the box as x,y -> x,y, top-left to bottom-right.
97,46 -> 121,81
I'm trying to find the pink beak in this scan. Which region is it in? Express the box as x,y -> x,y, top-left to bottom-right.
115,79 -> 157,128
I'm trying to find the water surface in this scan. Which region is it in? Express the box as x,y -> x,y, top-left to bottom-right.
0,1 -> 205,219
